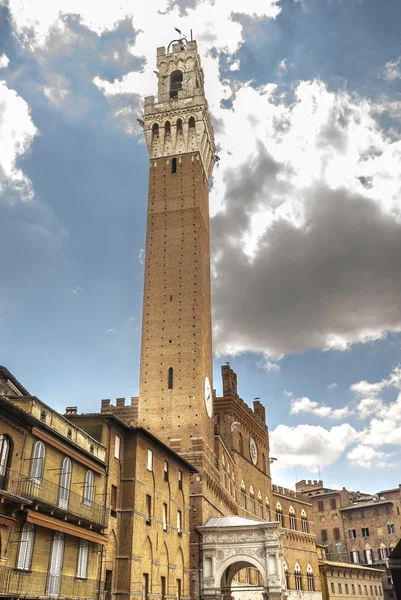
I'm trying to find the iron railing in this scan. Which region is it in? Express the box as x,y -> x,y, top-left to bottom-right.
0,566 -> 98,598
0,466 -> 108,527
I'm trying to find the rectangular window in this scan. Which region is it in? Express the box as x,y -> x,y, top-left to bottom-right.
178,469 -> 182,490
364,586 -> 367,595
351,550 -> 360,563
334,527 -> 340,540
330,498 -> 337,510
318,500 -> 324,512
375,586 -> 378,595
388,523 -> 396,534
349,529 -> 356,539
345,584 -> 349,594
161,577 -> 166,600
358,585 -> 362,594
365,549 -> 373,565
146,495 -> 151,524
370,586 -> 373,596
362,527 -> 369,537
379,547 -> 387,560
143,574 -> 149,600
331,583 -> 335,593
321,529 -> 328,542
176,579 -> 181,600
338,583 -> 342,594
147,449 -> 153,471
163,503 -> 168,531
114,435 -> 120,459
177,509 -> 182,535
335,543 -> 342,554
111,485 -> 117,518
352,584 -> 355,594
164,461 -> 169,482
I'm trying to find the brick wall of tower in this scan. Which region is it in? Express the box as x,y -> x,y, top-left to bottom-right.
139,152 -> 214,451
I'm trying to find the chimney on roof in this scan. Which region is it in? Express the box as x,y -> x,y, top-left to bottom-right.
116,397 -> 126,407
65,406 -> 77,415
101,399 -> 111,412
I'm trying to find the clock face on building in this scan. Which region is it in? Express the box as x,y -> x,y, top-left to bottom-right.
249,437 -> 258,465
204,376 -> 212,418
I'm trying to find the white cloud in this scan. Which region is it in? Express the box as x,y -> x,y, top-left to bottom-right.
270,423 -> 359,469
379,56 -> 401,81
107,328 -> 117,334
327,382 -> 337,390
43,74 -> 70,106
347,444 -> 395,469
138,248 -> 145,265
0,54 -> 9,69
290,396 -> 353,419
0,81 -> 38,202
72,286 -> 81,294
256,355 -> 280,371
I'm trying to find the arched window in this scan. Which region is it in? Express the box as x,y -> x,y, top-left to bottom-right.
289,506 -> 296,530
222,455 -> 226,488
176,118 -> 183,133
172,157 -> 177,173
241,481 -> 246,509
47,532 -> 65,596
250,486 -> 255,514
238,433 -> 244,455
30,440 -> 45,484
165,121 -> 171,136
17,522 -> 35,570
0,435 -> 11,489
152,123 -> 159,138
77,539 -> 89,579
266,496 -> 271,521
168,367 -> 174,390
284,562 -> 290,589
58,457 -> 72,509
301,509 -> 308,533
307,565 -> 314,591
257,492 -> 263,518
170,70 -> 183,98
275,502 -> 283,525
262,453 -> 266,474
83,469 -> 94,507
188,116 -> 196,128
294,563 -> 302,591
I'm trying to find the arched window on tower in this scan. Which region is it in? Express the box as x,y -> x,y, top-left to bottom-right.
188,116 -> 196,129
241,481 -> 246,509
165,121 -> 171,136
168,367 -> 174,390
257,492 -> 263,518
262,453 -> 266,474
275,502 -> 283,525
170,70 -> 183,98
289,506 -> 296,530
250,486 -> 255,514
176,118 -> 183,133
307,565 -> 314,591
301,509 -> 308,533
238,433 -> 243,455
152,123 -> 159,138
284,562 -> 290,589
0,435 -> 11,490
266,495 -> 271,521
294,564 -> 302,591
172,158 -> 177,174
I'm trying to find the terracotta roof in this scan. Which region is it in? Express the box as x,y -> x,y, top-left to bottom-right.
340,499 -> 392,511
0,366 -> 30,396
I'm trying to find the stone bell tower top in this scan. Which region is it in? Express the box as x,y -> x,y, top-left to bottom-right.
143,39 -> 215,180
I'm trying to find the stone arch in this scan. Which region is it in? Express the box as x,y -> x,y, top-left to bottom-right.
142,536 -> 153,587
216,554 -> 267,590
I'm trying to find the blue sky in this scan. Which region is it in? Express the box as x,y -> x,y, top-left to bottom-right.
1,0 -> 401,493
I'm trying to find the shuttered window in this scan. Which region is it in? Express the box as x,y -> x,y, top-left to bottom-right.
47,532 -> 65,596
17,522 -> 35,570
58,457 -> 72,509
83,469 -> 94,507
76,539 -> 89,579
30,441 -> 45,483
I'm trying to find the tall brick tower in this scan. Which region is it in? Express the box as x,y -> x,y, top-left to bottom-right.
138,39 -> 215,454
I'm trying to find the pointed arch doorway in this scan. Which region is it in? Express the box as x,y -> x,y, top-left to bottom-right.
198,517 -> 286,600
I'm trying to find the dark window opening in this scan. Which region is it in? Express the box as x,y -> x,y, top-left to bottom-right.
168,367 -> 173,390
172,158 -> 177,173
188,116 -> 195,128
177,119 -> 183,133
165,121 -> 171,136
170,70 -> 183,98
152,123 -> 159,138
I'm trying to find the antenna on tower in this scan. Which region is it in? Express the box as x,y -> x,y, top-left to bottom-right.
318,465 -> 321,479
168,28 -> 188,52
190,29 -> 193,41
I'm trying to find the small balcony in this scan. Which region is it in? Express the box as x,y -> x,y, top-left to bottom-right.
0,467 -> 108,528
0,566 -> 99,599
